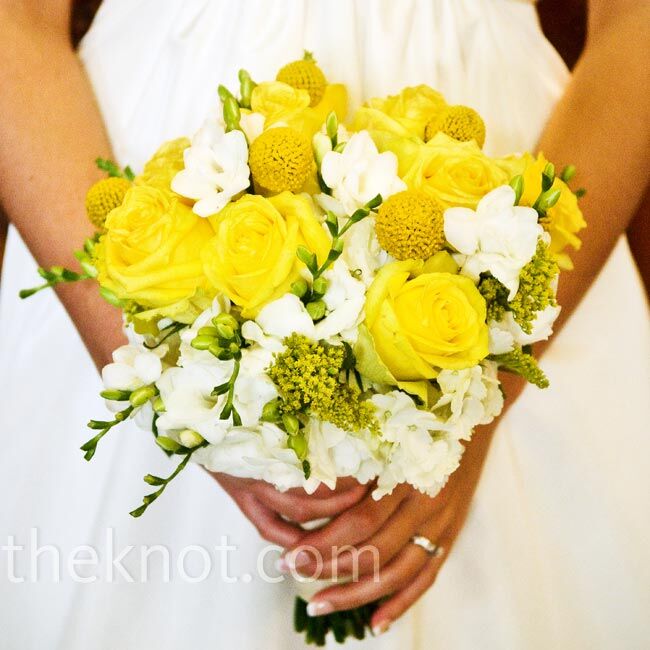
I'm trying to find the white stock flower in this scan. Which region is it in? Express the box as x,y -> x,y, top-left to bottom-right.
433,361 -> 504,436
171,112 -> 250,217
488,305 -> 561,354
102,344 -> 164,392
340,215 -> 390,287
371,391 -> 461,499
193,423 -> 305,493
320,131 -> 406,215
444,185 -> 543,299
307,419 -> 383,489
313,260 -> 366,343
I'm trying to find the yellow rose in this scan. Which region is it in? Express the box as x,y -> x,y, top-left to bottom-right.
202,192 -> 330,317
505,152 -> 586,269
96,185 -> 215,309
396,132 -> 509,208
251,81 -> 347,139
134,137 -> 190,192
353,85 -> 447,140
365,258 -> 489,380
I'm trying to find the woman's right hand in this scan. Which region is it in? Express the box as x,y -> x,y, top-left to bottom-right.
210,473 -> 370,547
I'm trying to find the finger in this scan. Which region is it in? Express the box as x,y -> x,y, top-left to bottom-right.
282,487 -> 410,572
251,481 -> 370,523
305,543 -> 431,617
235,494 -> 304,547
315,495 -> 431,579
284,477 -> 366,499
370,547 -> 447,635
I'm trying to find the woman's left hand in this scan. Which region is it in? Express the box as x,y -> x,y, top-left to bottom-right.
278,421 -> 498,635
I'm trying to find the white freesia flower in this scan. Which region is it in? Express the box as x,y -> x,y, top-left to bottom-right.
179,296 -> 232,365
313,123 -> 351,166
102,344 -> 164,392
488,304 -> 561,354
444,185 -> 543,299
307,419 -> 383,489
239,111 -> 265,144
314,260 -> 366,343
433,361 -> 504,436
171,112 -> 250,217
320,131 -> 406,215
156,363 -> 232,444
193,423 -> 306,493
371,391 -> 460,499
256,294 -> 315,340
340,216 -> 390,287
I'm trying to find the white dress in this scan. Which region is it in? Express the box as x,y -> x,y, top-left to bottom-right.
1,1 -> 649,648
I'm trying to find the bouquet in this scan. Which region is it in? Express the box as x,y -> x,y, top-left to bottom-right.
23,52 -> 586,645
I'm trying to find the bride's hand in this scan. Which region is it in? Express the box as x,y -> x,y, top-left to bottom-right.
210,473 -> 370,548
278,422 -> 497,634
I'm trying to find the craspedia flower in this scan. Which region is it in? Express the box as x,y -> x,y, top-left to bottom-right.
276,52 -> 327,107
424,105 -> 486,148
85,177 -> 131,229
248,126 -> 313,193
375,190 -> 446,260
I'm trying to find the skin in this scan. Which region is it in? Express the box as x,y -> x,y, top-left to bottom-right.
0,0 -> 648,636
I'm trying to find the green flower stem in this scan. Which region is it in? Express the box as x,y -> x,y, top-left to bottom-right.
143,321 -> 187,350
80,405 -> 134,461
129,441 -> 208,518
218,357 -> 242,426
19,266 -> 93,299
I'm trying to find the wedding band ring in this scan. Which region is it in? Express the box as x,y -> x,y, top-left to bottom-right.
411,535 -> 444,558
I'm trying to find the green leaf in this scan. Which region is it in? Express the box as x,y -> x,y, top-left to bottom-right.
123,166 -> 135,182
99,286 -> 124,307
560,164 -> 576,182
95,157 -> 122,177
211,381 -> 231,396
364,194 -> 383,210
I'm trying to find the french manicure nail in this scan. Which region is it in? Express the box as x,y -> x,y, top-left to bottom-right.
372,620 -> 391,635
307,600 -> 334,617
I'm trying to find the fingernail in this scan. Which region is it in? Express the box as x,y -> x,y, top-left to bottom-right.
372,620 -> 391,636
286,550 -> 311,569
307,600 -> 334,617
372,620 -> 391,635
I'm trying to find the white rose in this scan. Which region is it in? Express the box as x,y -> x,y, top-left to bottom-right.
444,185 -> 543,299
320,131 -> 406,215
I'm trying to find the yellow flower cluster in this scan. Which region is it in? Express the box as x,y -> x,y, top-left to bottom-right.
248,126 -> 314,193
268,334 -> 377,433
491,348 -> 549,388
375,190 -> 446,260
276,52 -> 327,107
85,177 -> 132,229
424,105 -> 486,148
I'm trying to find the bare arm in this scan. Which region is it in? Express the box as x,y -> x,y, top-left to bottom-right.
0,0 -> 125,368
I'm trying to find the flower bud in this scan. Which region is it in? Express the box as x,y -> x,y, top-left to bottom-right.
326,111 -> 338,142
306,300 -> 327,321
312,132 -> 332,166
100,389 -> 131,401
288,433 -> 308,459
291,278 -> 310,298
130,385 -> 157,407
212,313 -> 239,331
311,277 -> 328,297
198,326 -> 219,338
152,396 -> 166,413
261,399 -> 281,422
509,175 -> 524,205
179,429 -> 204,449
191,335 -> 214,350
216,323 -> 235,340
282,413 -> 301,435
